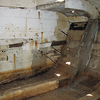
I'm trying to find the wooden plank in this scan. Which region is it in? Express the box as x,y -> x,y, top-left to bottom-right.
39,42 -> 52,48
39,40 -> 66,48
9,42 -> 23,48
51,40 -> 66,46
69,19 -> 98,84
27,91 -> 62,100
52,88 -> 77,100
27,96 -> 42,100
40,92 -> 62,100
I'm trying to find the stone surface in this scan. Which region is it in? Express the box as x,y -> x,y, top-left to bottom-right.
0,6 -> 89,84
0,1 -> 100,100
0,8 -> 68,83
65,0 -> 99,19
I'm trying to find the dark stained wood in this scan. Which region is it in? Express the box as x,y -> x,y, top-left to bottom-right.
9,42 -> 23,48
51,40 -> 66,46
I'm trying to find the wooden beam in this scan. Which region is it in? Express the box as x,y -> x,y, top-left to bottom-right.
51,40 -> 66,46
9,42 -> 23,48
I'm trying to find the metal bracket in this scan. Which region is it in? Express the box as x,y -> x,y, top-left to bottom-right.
46,55 -> 56,64
51,46 -> 61,54
58,29 -> 68,35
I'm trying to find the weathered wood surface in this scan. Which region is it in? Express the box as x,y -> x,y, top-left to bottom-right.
69,19 -> 98,84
